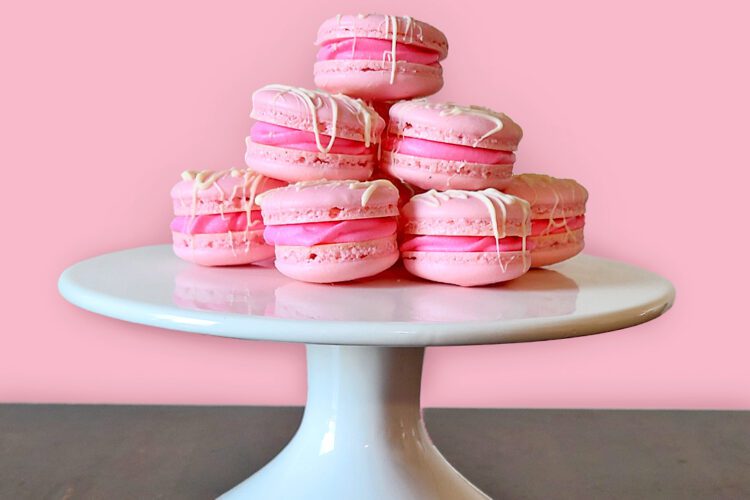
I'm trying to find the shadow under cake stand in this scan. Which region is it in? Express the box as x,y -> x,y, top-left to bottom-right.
58,245 -> 674,500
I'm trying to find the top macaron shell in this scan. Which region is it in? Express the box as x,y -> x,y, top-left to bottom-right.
315,14 -> 449,59
402,190 -> 531,237
388,100 -> 523,151
251,85 -> 385,145
502,174 -> 588,218
171,169 -> 286,216
257,179 -> 400,225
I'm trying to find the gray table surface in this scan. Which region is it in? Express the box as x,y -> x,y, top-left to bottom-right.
1,405 -> 748,500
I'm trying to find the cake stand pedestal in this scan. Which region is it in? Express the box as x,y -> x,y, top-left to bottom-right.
59,245 -> 674,500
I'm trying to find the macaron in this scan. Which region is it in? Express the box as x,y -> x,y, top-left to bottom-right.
400,188 -> 532,286
314,14 -> 448,101
246,84 -> 385,182
381,100 -> 523,191
170,168 -> 285,266
502,174 -> 588,267
258,179 -> 400,283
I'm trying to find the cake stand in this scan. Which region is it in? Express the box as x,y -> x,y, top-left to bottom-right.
58,245 -> 674,500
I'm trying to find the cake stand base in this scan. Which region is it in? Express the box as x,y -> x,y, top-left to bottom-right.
220,345 -> 487,500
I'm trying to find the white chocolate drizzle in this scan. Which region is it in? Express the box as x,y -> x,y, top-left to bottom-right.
397,99 -> 507,147
378,15 -> 418,84
411,188 -> 531,270
256,179 -> 397,208
512,174 -> 587,236
253,84 -> 379,153
179,168 -> 267,249
331,14 -> 425,85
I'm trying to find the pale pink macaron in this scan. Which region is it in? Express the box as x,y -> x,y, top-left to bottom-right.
170,168 -> 286,266
502,174 -> 589,267
400,189 -> 532,287
246,84 -> 385,182
258,179 -> 401,283
314,14 -> 448,101
381,100 -> 523,191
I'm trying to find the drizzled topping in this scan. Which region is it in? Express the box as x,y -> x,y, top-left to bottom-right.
381,15 -> 420,83
251,84 -> 381,153
361,15 -> 422,83
179,168 -> 266,230
505,174 -> 588,236
410,188 -> 531,267
395,100 -> 508,147
256,179 -> 398,208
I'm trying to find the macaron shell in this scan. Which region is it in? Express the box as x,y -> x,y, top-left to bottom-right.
245,140 -> 375,182
171,173 -> 286,216
259,180 -> 399,225
316,14 -> 449,58
402,250 -> 531,287
251,86 -> 385,144
402,193 -> 530,237
274,236 -> 399,283
502,174 -> 588,218
314,60 -> 443,101
172,230 -> 274,266
388,100 -> 523,151
381,150 -> 513,191
529,229 -> 585,267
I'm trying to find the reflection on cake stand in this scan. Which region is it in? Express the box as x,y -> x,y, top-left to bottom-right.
59,245 -> 674,499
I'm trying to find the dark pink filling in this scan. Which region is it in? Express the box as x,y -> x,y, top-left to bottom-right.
264,217 -> 398,246
385,134 -> 516,165
171,211 -> 263,234
531,215 -> 585,236
400,235 -> 531,253
317,38 -> 441,66
251,121 -> 375,155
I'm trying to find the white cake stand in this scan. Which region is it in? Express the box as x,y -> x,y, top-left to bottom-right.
58,245 -> 674,500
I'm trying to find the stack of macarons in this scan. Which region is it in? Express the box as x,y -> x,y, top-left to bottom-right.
169,13 -> 589,287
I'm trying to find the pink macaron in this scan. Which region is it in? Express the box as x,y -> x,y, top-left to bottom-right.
314,14 -> 448,101
246,84 -> 385,182
502,174 -> 589,267
170,168 -> 286,266
400,189 -> 532,287
258,179 -> 401,283
381,100 -> 523,191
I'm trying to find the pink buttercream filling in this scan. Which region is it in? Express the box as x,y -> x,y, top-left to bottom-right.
317,38 -> 441,66
264,217 -> 397,246
385,135 -> 516,164
171,212 -> 263,234
400,235 -> 531,253
250,121 -> 374,155
531,215 -> 585,236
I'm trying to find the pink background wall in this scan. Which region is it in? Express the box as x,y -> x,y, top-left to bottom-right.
2,0 -> 748,408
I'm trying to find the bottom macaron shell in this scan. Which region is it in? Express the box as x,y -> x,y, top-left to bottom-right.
245,141 -> 375,182
401,250 -> 531,287
529,229 -> 585,267
172,230 -> 274,266
381,151 -> 513,191
314,60 -> 443,101
274,236 -> 399,283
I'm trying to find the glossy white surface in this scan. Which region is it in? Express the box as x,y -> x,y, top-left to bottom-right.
58,244 -> 675,347
59,244 -> 674,499
222,346 -> 488,500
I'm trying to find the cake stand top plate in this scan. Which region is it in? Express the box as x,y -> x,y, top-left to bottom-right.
58,245 -> 674,346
